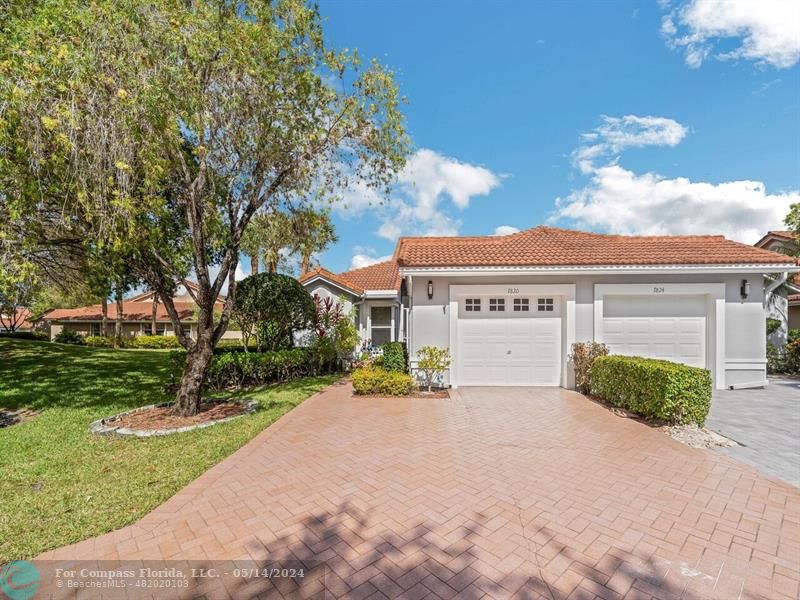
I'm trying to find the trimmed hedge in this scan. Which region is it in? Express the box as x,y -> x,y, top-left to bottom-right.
352,367 -> 414,396
85,335 -> 115,348
129,335 -> 181,349
381,342 -> 408,373
0,331 -> 48,341
591,355 -> 711,426
169,348 -> 335,390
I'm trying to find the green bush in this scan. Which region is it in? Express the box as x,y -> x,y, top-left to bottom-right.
0,330 -> 48,341
591,355 -> 712,426
352,367 -> 414,396
53,329 -> 85,345
129,335 -> 181,349
84,335 -> 115,348
381,342 -> 408,373
307,335 -> 337,373
766,317 -> 782,336
168,347 -> 336,391
569,341 -> 609,394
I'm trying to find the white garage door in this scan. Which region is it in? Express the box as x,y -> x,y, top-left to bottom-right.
457,295 -> 561,386
600,294 -> 706,368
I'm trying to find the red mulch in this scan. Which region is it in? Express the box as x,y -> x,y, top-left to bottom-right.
109,402 -> 247,431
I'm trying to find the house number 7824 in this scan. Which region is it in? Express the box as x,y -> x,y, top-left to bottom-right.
653,286 -> 665,293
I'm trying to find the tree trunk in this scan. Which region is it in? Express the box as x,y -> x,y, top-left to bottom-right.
300,254 -> 310,275
268,259 -> 277,273
114,283 -> 123,349
174,331 -> 214,416
101,297 -> 108,337
250,254 -> 258,275
151,293 -> 158,335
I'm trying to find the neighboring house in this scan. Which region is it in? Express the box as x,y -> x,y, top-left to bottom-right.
299,261 -> 404,348
302,226 -> 798,390
0,307 -> 35,333
41,282 -> 241,341
754,230 -> 800,345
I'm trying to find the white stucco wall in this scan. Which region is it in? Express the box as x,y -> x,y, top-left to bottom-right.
407,273 -> 768,389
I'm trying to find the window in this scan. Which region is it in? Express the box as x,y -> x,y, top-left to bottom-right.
465,298 -> 481,312
489,298 -> 505,312
537,298 -> 554,312
513,298 -> 529,312
370,306 -> 392,346
89,322 -> 102,336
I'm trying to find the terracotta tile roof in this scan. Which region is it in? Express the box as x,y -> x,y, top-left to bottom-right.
299,267 -> 364,294
43,302 -> 196,322
394,226 -> 798,268
754,230 -> 798,249
0,308 -> 34,330
338,260 -> 401,292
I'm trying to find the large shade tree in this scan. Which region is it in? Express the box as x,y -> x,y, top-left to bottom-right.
0,0 -> 408,414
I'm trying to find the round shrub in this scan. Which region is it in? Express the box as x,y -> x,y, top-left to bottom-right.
85,335 -> 115,348
129,335 -> 181,349
352,367 -> 413,396
53,329 -> 85,345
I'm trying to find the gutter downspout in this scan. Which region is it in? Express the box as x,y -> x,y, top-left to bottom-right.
763,272 -> 788,308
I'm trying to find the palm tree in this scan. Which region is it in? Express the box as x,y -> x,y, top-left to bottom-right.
241,211 -> 293,274
291,207 -> 338,274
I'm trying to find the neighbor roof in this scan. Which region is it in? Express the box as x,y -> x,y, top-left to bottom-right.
300,260 -> 402,294
338,260 -> 401,292
754,230 -> 798,248
394,226 -> 798,268
43,302 -> 196,322
299,267 -> 365,295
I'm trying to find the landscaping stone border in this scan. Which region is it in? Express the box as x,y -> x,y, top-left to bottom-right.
89,399 -> 258,437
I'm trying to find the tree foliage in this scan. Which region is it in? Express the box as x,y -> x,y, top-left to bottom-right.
232,273 -> 315,352
416,346 -> 451,392
0,0 -> 408,414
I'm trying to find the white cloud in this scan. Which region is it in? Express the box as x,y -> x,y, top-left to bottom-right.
493,225 -> 520,236
553,164 -> 797,244
552,114 -> 799,244
573,115 -> 688,173
349,253 -> 393,270
662,0 -> 800,69
333,148 -> 501,241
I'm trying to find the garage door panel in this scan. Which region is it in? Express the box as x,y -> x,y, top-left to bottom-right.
601,294 -> 706,369
457,305 -> 561,387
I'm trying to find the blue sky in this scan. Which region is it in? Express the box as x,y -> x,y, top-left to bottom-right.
291,0 -> 800,273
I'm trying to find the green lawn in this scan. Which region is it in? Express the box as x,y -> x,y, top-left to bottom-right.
0,338 -> 339,562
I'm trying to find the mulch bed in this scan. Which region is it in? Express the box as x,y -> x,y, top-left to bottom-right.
107,401 -> 248,431
584,395 -> 738,449
354,389 -> 451,399
0,408 -> 40,429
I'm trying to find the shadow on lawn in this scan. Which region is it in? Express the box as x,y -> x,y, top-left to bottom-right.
0,340 -> 172,411
176,501 -> 697,600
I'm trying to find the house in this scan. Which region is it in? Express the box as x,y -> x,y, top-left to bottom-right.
41,282 -> 241,341
300,226 -> 799,390
754,230 -> 800,343
0,307 -> 35,333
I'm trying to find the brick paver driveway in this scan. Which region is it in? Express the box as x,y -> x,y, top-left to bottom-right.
40,384 -> 800,599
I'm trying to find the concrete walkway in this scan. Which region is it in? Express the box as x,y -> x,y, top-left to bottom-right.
708,377 -> 800,488
38,383 -> 800,599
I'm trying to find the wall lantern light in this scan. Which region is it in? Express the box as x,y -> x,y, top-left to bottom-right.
740,279 -> 750,300
427,280 -> 434,300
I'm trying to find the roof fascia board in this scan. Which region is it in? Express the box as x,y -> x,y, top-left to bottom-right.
363,290 -> 400,298
399,264 -> 800,276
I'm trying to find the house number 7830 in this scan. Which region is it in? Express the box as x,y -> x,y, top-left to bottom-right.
507,288 -> 520,294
